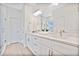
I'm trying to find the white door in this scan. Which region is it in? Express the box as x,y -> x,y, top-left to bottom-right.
4,6 -> 24,44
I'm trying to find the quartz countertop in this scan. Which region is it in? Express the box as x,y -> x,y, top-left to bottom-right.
28,32 -> 79,47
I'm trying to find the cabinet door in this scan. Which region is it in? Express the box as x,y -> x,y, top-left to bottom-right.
29,41 -> 40,55
51,41 -> 79,56
38,45 -> 50,56
31,36 -> 50,56
27,36 -> 40,55
32,36 -> 51,48
33,36 -> 50,56
28,36 -> 50,56
31,42 -> 50,56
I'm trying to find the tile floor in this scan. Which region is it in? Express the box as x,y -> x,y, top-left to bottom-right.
3,42 -> 34,56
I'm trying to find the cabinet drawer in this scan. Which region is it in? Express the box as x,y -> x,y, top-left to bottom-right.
38,43 -> 50,56
32,36 -> 51,48
32,42 -> 50,56
28,36 -> 50,56
28,41 -> 41,55
51,41 -> 79,56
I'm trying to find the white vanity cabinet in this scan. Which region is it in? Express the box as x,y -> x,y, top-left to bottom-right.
50,41 -> 79,56
27,35 -> 50,56
32,36 -> 51,48
27,34 -> 79,56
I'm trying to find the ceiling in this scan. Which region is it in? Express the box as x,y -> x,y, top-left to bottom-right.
2,3 -> 25,10
1,3 -> 51,10
1,3 -> 67,13
1,3 -> 65,10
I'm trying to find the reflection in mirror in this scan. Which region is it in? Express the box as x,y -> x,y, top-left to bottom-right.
41,16 -> 55,32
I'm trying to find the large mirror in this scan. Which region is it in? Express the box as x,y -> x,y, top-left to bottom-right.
41,3 -> 79,35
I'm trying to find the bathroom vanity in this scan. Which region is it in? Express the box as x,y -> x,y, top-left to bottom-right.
23,3 -> 79,56
26,32 -> 79,56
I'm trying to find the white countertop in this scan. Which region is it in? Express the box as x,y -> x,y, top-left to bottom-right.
28,32 -> 79,47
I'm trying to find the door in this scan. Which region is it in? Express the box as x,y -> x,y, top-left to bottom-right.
3,6 -> 24,44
